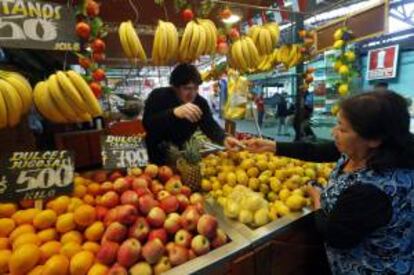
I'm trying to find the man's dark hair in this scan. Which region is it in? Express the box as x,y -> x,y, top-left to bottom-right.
170,63 -> 202,87
374,82 -> 389,89
340,90 -> 414,170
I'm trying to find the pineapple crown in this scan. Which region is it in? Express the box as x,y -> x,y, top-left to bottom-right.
168,137 -> 202,165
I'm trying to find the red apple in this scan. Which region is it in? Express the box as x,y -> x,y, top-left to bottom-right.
121,190 -> 139,207
117,238 -> 141,268
76,22 -> 90,40
211,228 -> 228,248
132,177 -> 149,190
93,171 -> 108,183
116,205 -> 138,225
86,0 -> 100,17
96,206 -> 109,221
97,241 -> 119,265
188,249 -> 197,260
194,202 -> 205,214
147,207 -> 166,228
174,229 -> 192,248
165,177 -> 183,195
100,191 -> 120,208
145,164 -> 159,178
154,256 -> 172,274
181,206 -> 201,231
176,194 -> 189,212
157,190 -> 171,201
150,180 -> 164,194
148,228 -> 168,244
135,187 -> 151,197
114,178 -> 130,194
109,171 -> 123,182
181,8 -> 194,22
139,194 -> 159,215
129,217 -> 150,242
165,242 -> 175,253
91,38 -> 106,53
108,264 -> 128,275
129,167 -> 142,177
142,239 -> 165,264
104,222 -> 128,243
164,213 -> 182,235
190,193 -> 204,204
160,196 -> 179,214
180,185 -> 192,197
169,244 -> 189,266
158,166 -> 173,182
104,208 -> 119,226
191,235 -> 210,256
197,214 -> 218,239
101,181 -> 114,192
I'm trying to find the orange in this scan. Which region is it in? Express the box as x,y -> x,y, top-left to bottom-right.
60,242 -> 82,259
70,250 -> 95,275
13,232 -> 41,249
39,241 -> 61,263
0,238 -> 10,249
67,198 -> 84,213
74,176 -> 87,186
61,230 -> 83,245
0,218 -> 16,237
28,265 -> 44,275
74,205 -> 96,227
83,194 -> 95,206
0,249 -> 12,273
56,213 -> 76,233
82,242 -> 100,255
73,184 -> 87,198
87,263 -> 109,275
9,224 -> 35,242
87,183 -> 102,196
37,228 -> 58,243
42,254 -> 69,275
84,221 -> 104,242
47,196 -> 70,215
33,210 -> 57,230
9,243 -> 41,275
0,203 -> 18,218
12,209 -> 41,225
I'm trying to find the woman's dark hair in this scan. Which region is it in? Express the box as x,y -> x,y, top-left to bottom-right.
340,90 -> 414,170
169,63 -> 202,87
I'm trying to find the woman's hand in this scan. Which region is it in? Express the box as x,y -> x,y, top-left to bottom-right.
307,186 -> 321,210
224,136 -> 245,151
243,138 -> 276,153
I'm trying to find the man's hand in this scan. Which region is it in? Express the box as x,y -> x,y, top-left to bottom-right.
173,103 -> 203,123
224,136 -> 245,151
306,185 -> 321,210
243,138 -> 276,153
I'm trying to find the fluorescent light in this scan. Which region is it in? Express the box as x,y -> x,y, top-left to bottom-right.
222,14 -> 241,24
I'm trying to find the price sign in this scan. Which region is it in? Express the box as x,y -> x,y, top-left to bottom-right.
0,151 -> 74,202
101,135 -> 148,169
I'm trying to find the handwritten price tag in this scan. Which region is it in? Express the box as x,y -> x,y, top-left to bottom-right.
102,135 -> 148,169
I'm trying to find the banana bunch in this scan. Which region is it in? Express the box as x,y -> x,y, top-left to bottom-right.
256,54 -> 274,72
248,23 -> 280,56
276,44 -> 303,69
0,70 -> 33,129
33,71 -> 102,124
230,36 -> 261,73
119,20 -> 147,63
179,19 -> 218,62
152,20 -> 179,66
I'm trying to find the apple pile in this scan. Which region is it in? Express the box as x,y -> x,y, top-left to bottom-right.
87,165 -> 228,274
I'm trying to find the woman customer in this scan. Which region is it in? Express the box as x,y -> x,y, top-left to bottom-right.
242,90 -> 414,274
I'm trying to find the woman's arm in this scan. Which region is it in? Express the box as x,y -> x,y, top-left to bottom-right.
277,141 -> 340,163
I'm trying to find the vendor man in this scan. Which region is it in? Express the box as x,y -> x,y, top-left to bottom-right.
143,63 -> 241,164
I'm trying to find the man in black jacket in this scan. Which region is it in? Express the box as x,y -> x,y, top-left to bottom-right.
143,64 -> 241,164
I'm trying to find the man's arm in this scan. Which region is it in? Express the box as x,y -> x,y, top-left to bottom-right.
198,98 -> 226,145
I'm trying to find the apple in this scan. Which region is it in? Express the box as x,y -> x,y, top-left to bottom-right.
132,177 -> 149,190
120,190 -> 139,207
154,256 -> 172,274
129,262 -> 152,275
147,207 -> 166,228
156,190 -> 171,201
168,244 -> 189,266
164,213 -> 182,235
145,164 -> 159,178
114,178 -> 130,194
104,222 -> 128,243
150,180 -> 164,194
108,264 -> 128,275
174,229 -> 192,248
190,193 -> 204,205
135,187 -> 151,197
148,228 -> 168,244
194,202 -> 205,214
93,170 -> 108,183
176,194 -> 189,212
188,249 -> 197,260
97,241 -> 119,265
160,196 -> 179,213
116,205 -> 138,225
129,217 -> 150,242
109,171 -> 123,182
96,206 -> 109,221
139,194 -> 159,215
142,239 -> 165,264
100,191 -> 120,208
180,185 -> 192,197
191,235 -> 210,256
197,214 -> 218,239
165,242 -> 175,253
211,228 -> 228,249
117,238 -> 141,268
181,206 -> 201,231
101,181 -> 114,192
104,208 -> 119,226
129,167 -> 142,177
165,177 -> 183,195
158,166 -> 174,182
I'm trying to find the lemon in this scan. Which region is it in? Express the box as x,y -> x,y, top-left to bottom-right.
247,167 -> 260,178
254,208 -> 270,227
244,196 -> 263,212
270,178 -> 282,192
273,201 -> 291,216
334,39 -> 345,49
285,195 -> 305,211
236,170 -> 249,186
338,84 -> 349,96
333,29 -> 344,40
345,51 -> 356,62
267,191 -> 277,202
279,189 -> 291,202
201,179 -> 212,191
238,209 -> 254,224
226,172 -> 237,186
240,159 -> 254,170
248,178 -> 260,191
331,104 -> 340,115
339,65 -> 349,75
212,180 -> 221,191
260,184 -> 270,194
257,160 -> 268,171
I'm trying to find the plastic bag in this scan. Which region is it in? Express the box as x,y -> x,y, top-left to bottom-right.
224,69 -> 250,120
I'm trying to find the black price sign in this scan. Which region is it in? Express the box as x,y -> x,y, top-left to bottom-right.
0,151 -> 74,202
102,135 -> 148,169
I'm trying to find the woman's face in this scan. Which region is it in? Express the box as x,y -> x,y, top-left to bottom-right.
332,111 -> 380,160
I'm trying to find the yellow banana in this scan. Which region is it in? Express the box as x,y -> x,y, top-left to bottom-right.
165,22 -> 179,62
66,70 -> 102,117
0,71 -> 32,114
233,40 -> 248,72
244,36 -> 261,67
158,21 -> 169,62
240,38 -> 254,70
264,28 -> 274,54
33,81 -> 67,123
179,20 -> 195,62
248,25 -> 261,45
199,19 -> 217,54
126,21 -> 147,62
188,22 -> 201,61
56,71 -> 89,114
118,22 -> 134,59
0,78 -> 22,127
47,74 -> 79,122
195,22 -> 207,59
0,83 -> 8,128
199,21 -> 212,55
152,20 -> 167,65
265,23 -> 280,47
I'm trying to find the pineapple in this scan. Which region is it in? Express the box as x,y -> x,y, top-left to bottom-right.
169,138 -> 202,191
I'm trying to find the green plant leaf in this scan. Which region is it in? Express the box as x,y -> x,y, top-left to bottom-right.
103,86 -> 113,95
91,17 -> 104,38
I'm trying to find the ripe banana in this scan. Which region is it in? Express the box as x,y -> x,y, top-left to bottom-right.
264,23 -> 280,47
33,81 -> 67,123
119,21 -> 147,62
118,22 -> 133,59
199,19 -> 218,54
179,20 -> 194,62
0,79 -> 23,127
47,74 -> 79,122
152,20 -> 179,65
230,36 -> 261,72
195,23 -> 207,59
56,71 -> 89,114
164,21 -> 179,62
248,25 -> 274,56
188,21 -> 201,61
0,71 -> 32,114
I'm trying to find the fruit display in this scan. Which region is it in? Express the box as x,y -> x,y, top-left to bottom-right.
179,19 -> 218,63
0,70 -> 33,129
274,44 -> 303,70
118,20 -> 147,63
33,70 -> 103,123
229,36 -> 261,73
201,151 -> 334,226
0,164 -> 228,274
247,23 -> 280,56
152,20 -> 179,65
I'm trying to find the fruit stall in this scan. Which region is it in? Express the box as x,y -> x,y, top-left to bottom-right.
0,0 -> 390,274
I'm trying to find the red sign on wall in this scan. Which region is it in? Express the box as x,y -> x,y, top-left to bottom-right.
367,45 -> 399,80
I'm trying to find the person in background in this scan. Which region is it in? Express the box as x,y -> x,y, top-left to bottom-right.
276,92 -> 289,136
240,90 -> 414,274
143,63 -> 241,164
255,92 -> 265,129
374,82 -> 389,92
301,90 -> 316,140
